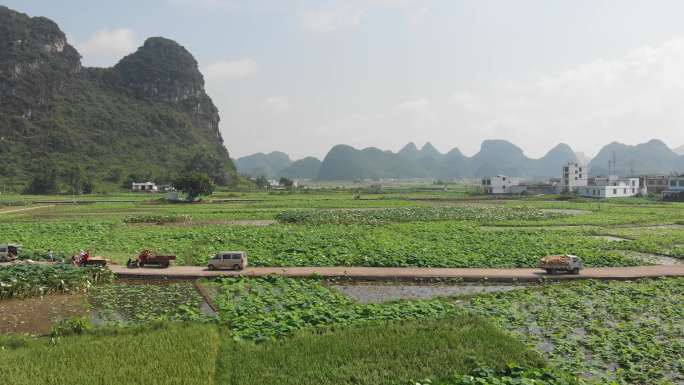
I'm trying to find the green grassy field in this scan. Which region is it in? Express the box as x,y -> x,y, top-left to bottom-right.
1,190 -> 683,266
215,315 -> 543,385
0,316 -> 544,385
0,323 -> 220,385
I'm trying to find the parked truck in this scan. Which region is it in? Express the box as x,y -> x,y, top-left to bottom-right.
127,249 -> 176,268
539,255 -> 583,275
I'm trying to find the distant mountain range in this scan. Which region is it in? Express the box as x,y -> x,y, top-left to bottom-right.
235,139 -> 684,181
315,140 -> 578,180
587,140 -> 684,176
674,145 -> 684,156
234,152 -> 322,179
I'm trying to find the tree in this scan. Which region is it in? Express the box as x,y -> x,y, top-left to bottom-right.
279,177 -> 294,188
255,175 -> 269,189
173,172 -> 215,202
23,168 -> 58,195
82,180 -> 94,194
184,150 -> 232,185
61,164 -> 83,194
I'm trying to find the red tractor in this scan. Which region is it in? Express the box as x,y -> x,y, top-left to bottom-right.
127,249 -> 176,268
72,251 -> 108,267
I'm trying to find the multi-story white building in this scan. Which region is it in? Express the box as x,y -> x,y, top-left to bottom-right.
577,176 -> 639,198
560,162 -> 587,193
481,175 -> 523,194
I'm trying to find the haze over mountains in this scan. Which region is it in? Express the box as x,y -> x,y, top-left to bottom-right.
235,139 -> 684,181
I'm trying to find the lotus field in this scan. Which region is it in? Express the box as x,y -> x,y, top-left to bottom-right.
0,264 -> 114,299
0,190 -> 683,385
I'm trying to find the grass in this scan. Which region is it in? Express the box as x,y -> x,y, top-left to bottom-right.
0,323 -> 220,385
216,315 -> 544,385
0,316 -> 544,385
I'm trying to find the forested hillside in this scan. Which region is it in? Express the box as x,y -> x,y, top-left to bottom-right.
0,6 -> 236,191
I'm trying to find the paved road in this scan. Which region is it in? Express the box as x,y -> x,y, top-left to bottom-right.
110,264 -> 684,282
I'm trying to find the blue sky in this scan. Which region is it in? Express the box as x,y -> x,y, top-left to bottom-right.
6,0 -> 684,159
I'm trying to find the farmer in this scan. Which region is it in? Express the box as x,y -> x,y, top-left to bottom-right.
82,250 -> 91,264
47,249 -> 54,261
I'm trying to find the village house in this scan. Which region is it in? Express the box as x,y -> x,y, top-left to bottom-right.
559,162 -> 587,193
131,181 -> 158,192
637,175 -> 668,195
577,176 -> 639,198
481,175 -> 525,194
663,175 -> 684,200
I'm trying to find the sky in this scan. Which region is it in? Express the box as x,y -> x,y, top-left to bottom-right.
6,0 -> 684,159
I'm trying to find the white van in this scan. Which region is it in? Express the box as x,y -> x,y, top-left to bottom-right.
207,251 -> 248,271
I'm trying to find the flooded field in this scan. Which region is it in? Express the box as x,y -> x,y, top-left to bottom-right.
331,282 -> 525,304
0,280 -> 215,335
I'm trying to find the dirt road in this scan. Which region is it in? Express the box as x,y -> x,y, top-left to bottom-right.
0,205 -> 53,215
109,264 -> 684,282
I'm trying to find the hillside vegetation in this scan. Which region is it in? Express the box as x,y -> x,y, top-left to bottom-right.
0,6 -> 236,190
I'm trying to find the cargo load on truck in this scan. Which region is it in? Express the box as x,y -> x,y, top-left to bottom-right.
539,254 -> 583,275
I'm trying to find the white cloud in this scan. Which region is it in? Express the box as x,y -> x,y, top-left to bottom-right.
443,36 -> 684,156
388,98 -> 440,138
299,0 -> 430,33
203,58 -> 258,81
167,0 -> 282,12
293,37 -> 684,158
299,7 -> 365,33
75,28 -> 138,67
262,96 -> 293,114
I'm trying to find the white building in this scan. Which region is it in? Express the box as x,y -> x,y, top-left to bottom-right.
577,176 -> 639,198
560,162 -> 587,193
481,175 -> 523,194
131,182 -> 158,192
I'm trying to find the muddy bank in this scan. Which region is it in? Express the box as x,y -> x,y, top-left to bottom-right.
0,294 -> 88,335
588,235 -> 631,242
540,209 -> 592,215
619,251 -> 683,266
